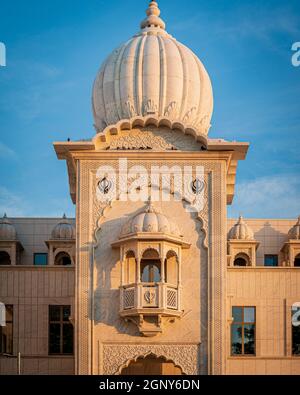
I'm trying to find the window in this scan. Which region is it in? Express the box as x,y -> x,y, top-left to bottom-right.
34,253 -> 48,266
0,251 -> 11,265
264,255 -> 278,267
54,252 -> 72,266
0,305 -> 13,354
294,254 -> 300,267
231,306 -> 256,355
49,306 -> 73,355
233,253 -> 250,267
292,305 -> 300,355
141,263 -> 161,282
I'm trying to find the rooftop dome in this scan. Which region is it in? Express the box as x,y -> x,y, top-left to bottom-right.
228,216 -> 254,240
0,214 -> 17,240
288,216 -> 300,240
120,201 -> 182,238
92,1 -> 213,137
51,215 -> 75,240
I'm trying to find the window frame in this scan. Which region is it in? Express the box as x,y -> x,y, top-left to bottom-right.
33,253 -> 48,266
0,304 -> 13,355
48,305 -> 73,356
292,305 -> 300,356
231,306 -> 256,356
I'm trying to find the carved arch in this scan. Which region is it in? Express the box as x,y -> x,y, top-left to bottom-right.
117,351 -> 185,375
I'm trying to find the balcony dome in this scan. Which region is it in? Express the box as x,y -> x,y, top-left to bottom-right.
288,216 -> 300,240
228,216 -> 254,240
92,1 -> 213,137
51,215 -> 75,240
0,214 -> 17,240
120,201 -> 182,238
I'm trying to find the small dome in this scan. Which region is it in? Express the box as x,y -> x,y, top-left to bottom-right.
288,216 -> 300,240
0,214 -> 17,240
121,201 -> 181,238
228,216 -> 254,240
51,215 -> 75,240
92,1 -> 213,136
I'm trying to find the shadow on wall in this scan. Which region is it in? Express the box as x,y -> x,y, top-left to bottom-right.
254,221 -> 289,265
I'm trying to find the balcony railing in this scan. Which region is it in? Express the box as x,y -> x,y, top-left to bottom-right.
120,283 -> 179,313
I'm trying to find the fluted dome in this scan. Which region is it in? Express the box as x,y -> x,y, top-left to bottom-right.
228,216 -> 254,240
0,214 -> 17,240
288,216 -> 300,240
92,1 -> 213,137
120,201 -> 182,238
51,215 -> 75,240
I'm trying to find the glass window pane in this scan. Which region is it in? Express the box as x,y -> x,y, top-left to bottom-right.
244,307 -> 255,323
63,306 -> 70,321
264,255 -> 278,267
34,253 -> 48,266
142,265 -> 150,282
63,323 -> 74,354
232,307 -> 243,323
231,324 -> 242,355
152,265 -> 161,282
49,306 -> 61,321
49,323 -> 61,354
244,324 -> 255,354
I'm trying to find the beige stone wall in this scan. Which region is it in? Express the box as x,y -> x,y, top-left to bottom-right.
75,151 -> 228,375
226,267 -> 300,374
227,219 -> 295,266
0,266 -> 75,375
6,218 -> 75,266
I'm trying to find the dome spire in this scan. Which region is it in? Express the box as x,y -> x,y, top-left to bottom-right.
140,1 -> 166,31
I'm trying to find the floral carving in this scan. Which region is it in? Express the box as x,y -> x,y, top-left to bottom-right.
109,132 -> 175,151
164,101 -> 178,119
143,99 -> 158,115
102,344 -> 200,375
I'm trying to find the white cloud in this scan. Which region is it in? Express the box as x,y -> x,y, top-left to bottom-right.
229,174 -> 300,218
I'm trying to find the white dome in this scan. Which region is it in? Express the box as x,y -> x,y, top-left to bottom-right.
121,201 -> 181,238
228,216 -> 254,240
0,214 -> 17,240
288,216 -> 300,240
92,1 -> 213,136
51,215 -> 75,240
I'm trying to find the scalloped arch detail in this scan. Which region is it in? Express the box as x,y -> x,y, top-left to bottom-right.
117,351 -> 186,375
93,116 -> 208,150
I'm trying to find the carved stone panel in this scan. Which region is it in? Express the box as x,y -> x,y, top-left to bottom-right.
102,344 -> 200,375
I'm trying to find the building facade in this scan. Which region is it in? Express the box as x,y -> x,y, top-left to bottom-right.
0,1 -> 300,375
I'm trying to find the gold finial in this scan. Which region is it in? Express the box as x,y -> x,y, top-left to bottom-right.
141,1 -> 166,30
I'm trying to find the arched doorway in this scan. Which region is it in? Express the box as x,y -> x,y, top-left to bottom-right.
120,354 -> 183,375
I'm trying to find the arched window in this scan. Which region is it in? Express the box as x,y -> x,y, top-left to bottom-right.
54,252 -> 72,266
141,249 -> 161,283
164,251 -> 178,285
0,251 -> 11,266
124,251 -> 136,284
234,253 -> 250,267
294,254 -> 300,267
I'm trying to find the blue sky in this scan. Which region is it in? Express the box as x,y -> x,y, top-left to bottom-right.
0,0 -> 299,218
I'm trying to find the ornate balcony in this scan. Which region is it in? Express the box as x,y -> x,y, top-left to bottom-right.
120,283 -> 182,336
111,200 -> 190,336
